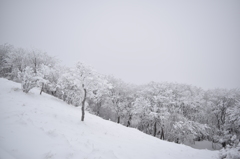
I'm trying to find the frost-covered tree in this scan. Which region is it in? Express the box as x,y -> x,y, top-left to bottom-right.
60,62 -> 110,121
57,67 -> 82,106
138,82 -> 172,138
123,91 -> 136,127
106,76 -> 128,124
0,43 -> 14,77
203,89 -> 240,147
1,44 -> 58,84
219,142 -> 240,159
227,100 -> 240,131
131,82 -> 211,143
88,76 -> 111,116
26,49 -> 57,74
75,62 -> 96,121
170,115 -> 210,143
36,64 -> 60,95
18,66 -> 40,93
4,48 -> 28,80
133,96 -> 152,133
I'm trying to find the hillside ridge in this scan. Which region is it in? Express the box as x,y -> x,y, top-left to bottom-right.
0,78 -> 218,159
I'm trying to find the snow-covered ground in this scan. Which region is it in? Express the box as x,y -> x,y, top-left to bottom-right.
184,140 -> 222,151
0,78 -> 219,159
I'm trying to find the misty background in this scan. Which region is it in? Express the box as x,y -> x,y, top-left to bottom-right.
1,0 -> 240,89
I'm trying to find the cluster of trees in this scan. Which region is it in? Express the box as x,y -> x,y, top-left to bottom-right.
1,43 -> 239,148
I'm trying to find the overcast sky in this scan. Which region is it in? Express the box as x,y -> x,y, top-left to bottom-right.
1,0 -> 240,89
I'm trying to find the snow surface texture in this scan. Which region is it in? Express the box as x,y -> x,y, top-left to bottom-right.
0,78 -> 218,159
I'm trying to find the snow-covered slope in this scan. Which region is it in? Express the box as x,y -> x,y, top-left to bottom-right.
0,78 -> 218,159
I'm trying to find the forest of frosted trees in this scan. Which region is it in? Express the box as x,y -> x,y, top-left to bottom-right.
1,43 -> 239,150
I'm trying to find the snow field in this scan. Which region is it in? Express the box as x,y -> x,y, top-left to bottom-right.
0,78 -> 218,159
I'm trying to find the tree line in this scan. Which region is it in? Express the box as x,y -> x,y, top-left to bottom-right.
0,43 -> 239,148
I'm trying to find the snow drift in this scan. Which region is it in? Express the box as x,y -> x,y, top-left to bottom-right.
0,78 -> 218,159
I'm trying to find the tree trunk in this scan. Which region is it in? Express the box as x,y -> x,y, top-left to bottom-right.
97,102 -> 101,116
127,115 -> 132,127
34,57 -> 37,73
160,126 -> 164,140
40,83 -> 44,95
117,116 -> 120,124
153,121 -> 157,137
81,88 -> 87,121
